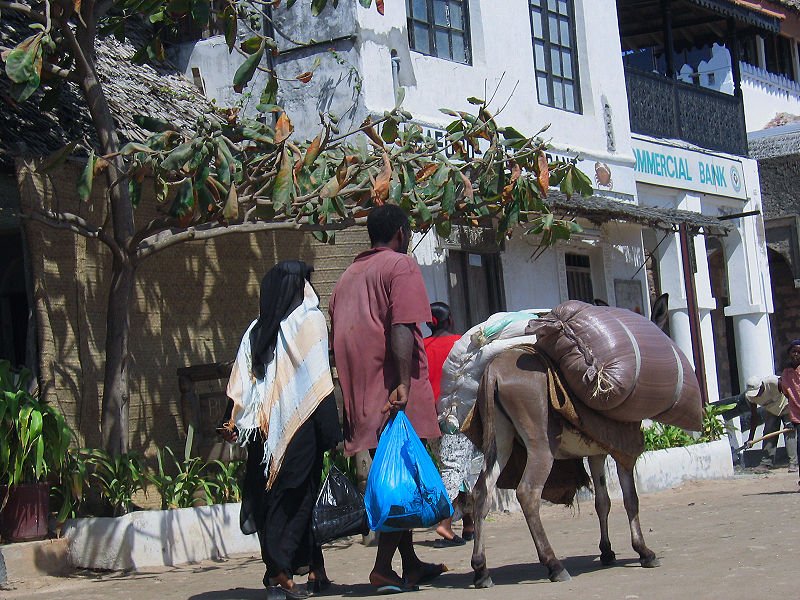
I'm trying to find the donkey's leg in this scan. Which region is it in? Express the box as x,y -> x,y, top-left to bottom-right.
615,462 -> 659,568
588,454 -> 616,566
516,447 -> 569,582
471,414 -> 514,589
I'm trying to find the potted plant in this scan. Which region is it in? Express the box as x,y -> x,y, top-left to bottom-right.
0,360 -> 73,541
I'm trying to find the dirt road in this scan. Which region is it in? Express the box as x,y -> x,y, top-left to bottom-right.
2,471 -> 797,600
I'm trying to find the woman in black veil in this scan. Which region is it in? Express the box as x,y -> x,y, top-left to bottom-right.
221,260 -> 341,599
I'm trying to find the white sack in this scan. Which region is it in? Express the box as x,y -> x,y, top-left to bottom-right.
438,310 -> 549,430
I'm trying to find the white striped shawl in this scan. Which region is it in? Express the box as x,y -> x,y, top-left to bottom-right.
229,282 -> 334,489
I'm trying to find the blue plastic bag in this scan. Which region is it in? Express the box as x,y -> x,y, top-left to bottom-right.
365,412 -> 453,532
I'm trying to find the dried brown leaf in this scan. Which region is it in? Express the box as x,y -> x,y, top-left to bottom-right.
371,152 -> 392,206
275,112 -> 293,144
537,151 -> 549,198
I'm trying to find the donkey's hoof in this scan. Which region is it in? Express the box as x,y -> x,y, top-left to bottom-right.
600,551 -> 617,566
549,568 -> 571,582
473,574 -> 494,589
640,556 -> 660,568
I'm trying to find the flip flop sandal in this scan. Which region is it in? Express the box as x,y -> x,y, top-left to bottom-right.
375,583 -> 419,594
433,535 -> 466,548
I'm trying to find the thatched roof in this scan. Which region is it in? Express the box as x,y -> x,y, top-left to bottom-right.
546,192 -> 733,236
0,18 -> 215,167
748,122 -> 800,159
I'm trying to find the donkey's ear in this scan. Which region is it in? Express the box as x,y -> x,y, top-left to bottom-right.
593,298 -> 610,307
651,293 -> 669,332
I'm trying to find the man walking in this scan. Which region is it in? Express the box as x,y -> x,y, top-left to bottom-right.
329,204 -> 445,592
779,339 -> 800,487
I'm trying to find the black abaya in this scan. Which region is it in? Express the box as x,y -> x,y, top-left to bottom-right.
240,393 -> 342,579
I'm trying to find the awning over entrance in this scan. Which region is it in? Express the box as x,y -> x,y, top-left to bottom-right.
545,192 -> 733,236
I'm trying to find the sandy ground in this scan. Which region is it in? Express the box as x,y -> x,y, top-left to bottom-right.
2,470 -> 798,600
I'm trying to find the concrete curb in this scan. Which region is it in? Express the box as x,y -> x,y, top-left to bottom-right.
0,538 -> 70,586
62,502 -> 259,571
60,439 -> 733,572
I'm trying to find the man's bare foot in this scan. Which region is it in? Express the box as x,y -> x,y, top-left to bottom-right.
435,523 -> 458,540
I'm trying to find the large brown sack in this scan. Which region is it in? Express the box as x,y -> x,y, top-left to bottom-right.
526,301 -> 702,430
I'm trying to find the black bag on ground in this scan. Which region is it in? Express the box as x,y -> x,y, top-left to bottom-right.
312,465 -> 369,545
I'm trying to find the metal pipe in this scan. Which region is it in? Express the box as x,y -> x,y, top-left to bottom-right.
679,223 -> 709,405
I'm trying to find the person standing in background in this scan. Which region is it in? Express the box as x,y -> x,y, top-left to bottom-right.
424,303 -> 475,548
779,339 -> 800,488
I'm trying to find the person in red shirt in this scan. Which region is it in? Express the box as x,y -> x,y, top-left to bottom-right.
779,339 -> 800,487
423,303 -> 475,547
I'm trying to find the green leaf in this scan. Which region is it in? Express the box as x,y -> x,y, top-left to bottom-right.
40,141 -> 77,173
273,149 -> 294,210
133,115 -> 177,132
162,142 -> 194,171
129,179 -> 142,208
223,184 -> 238,220
358,0 -> 372,7
501,126 -> 525,140
416,200 -> 432,224
223,5 -> 238,51
10,76 -> 40,103
170,179 -> 194,217
435,220 -> 452,238
190,0 -> 210,24
119,142 -> 153,156
78,151 -> 96,202
4,37 -> 41,84
467,96 -> 485,105
381,118 -> 398,143
241,36 -> 263,54
441,180 -> 455,214
286,0 -> 298,6
233,42 -> 265,92
259,75 -> 278,107
311,0 -> 328,16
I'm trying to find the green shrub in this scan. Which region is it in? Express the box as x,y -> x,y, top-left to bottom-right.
85,449 -> 146,516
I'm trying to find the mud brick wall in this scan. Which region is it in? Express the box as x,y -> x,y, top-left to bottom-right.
16,160 -> 369,455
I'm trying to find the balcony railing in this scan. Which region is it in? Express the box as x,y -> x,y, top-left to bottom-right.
624,66 -> 748,157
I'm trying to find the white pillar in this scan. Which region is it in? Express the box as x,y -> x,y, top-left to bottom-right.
730,311 -> 776,381
699,309 -> 720,403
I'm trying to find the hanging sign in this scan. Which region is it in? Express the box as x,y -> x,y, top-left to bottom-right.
632,137 -> 747,200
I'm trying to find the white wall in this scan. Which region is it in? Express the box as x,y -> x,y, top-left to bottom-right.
742,62 -> 800,132
354,0 -> 636,194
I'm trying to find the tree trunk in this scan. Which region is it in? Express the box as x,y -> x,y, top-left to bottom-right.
101,259 -> 135,454
71,20 -> 137,454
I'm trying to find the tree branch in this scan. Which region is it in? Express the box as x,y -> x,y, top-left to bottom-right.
0,1 -> 47,23
135,217 -> 367,262
22,206 -> 124,262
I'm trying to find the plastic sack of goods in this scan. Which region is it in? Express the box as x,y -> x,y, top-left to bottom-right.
526,301 -> 702,430
364,412 -> 452,532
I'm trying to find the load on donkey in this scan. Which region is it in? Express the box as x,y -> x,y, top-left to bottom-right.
437,295 -> 703,587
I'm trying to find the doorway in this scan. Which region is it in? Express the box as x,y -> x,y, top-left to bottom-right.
446,250 -> 505,333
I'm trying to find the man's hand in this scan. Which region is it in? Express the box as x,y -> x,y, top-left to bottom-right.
383,384 -> 409,414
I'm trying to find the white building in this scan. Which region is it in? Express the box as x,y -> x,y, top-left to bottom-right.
172,0 -> 782,408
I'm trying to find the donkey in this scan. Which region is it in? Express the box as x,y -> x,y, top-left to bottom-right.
469,294 -> 670,587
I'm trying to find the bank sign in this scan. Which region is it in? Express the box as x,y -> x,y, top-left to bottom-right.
632,137 -> 747,200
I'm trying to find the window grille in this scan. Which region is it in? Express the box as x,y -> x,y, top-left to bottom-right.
529,0 -> 582,112
406,0 -> 472,65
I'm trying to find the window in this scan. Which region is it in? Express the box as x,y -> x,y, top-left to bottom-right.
565,253 -> 593,303
406,0 -> 471,65
446,251 -> 505,332
529,0 -> 581,112
765,34 -> 796,81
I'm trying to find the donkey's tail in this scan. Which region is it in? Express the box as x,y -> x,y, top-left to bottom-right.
476,364 -> 499,470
